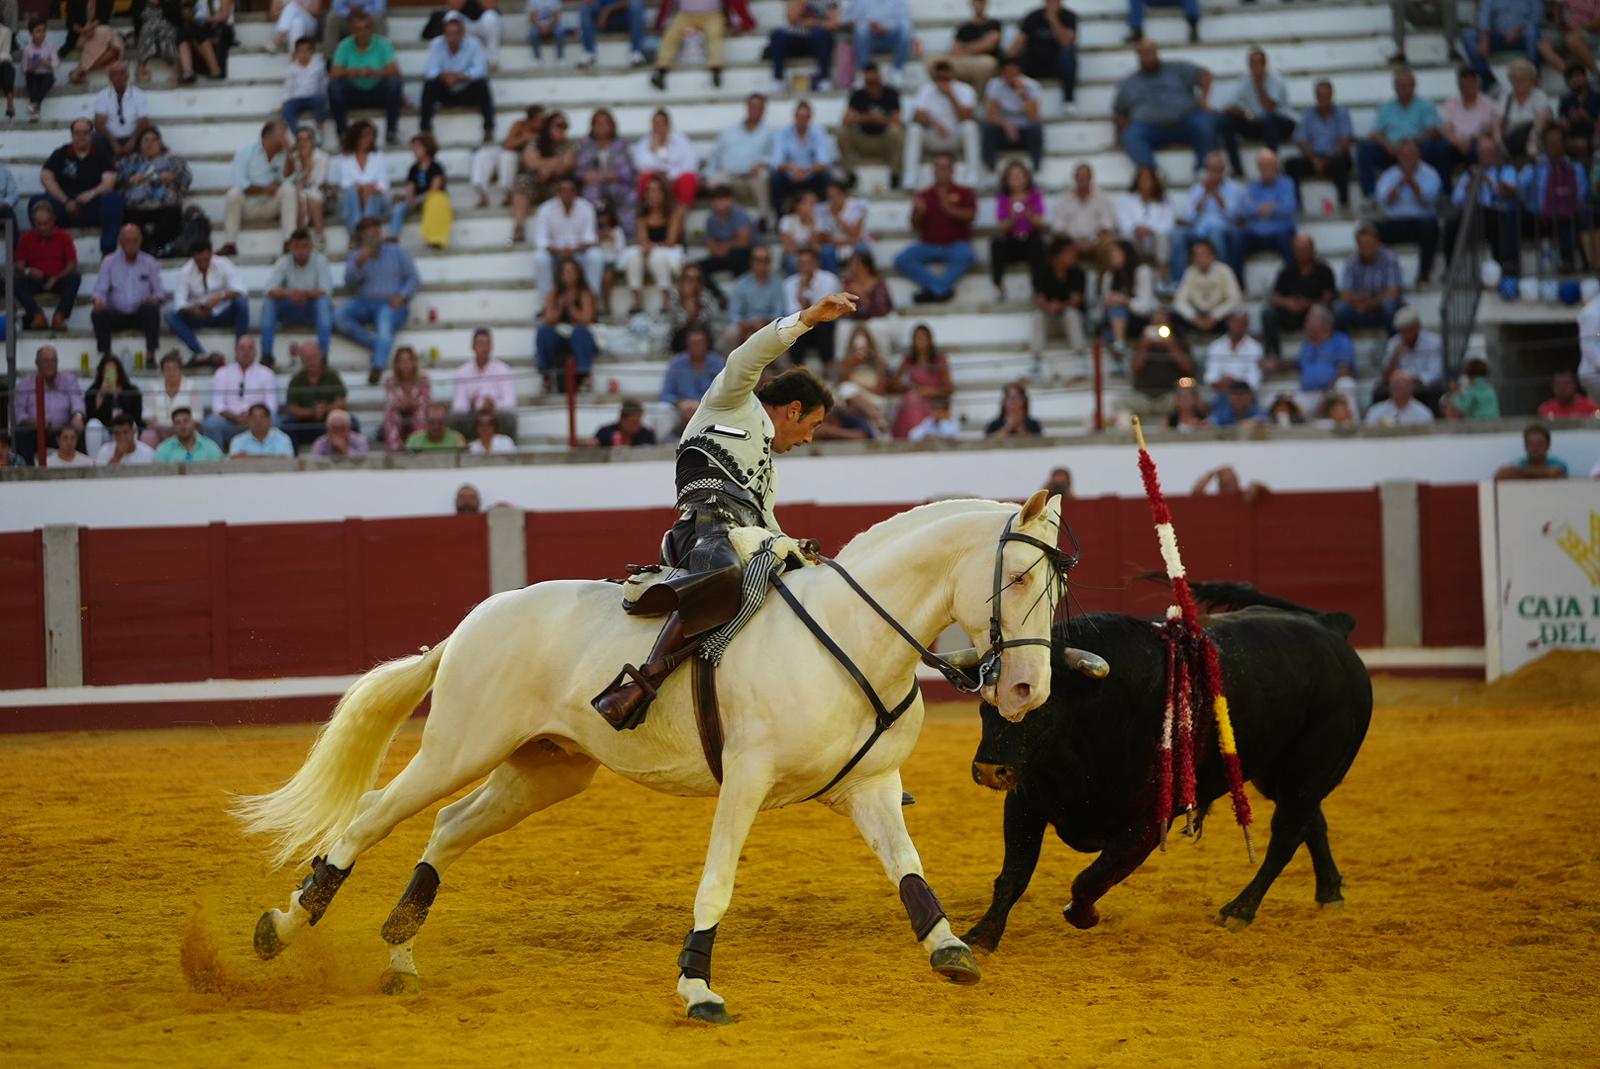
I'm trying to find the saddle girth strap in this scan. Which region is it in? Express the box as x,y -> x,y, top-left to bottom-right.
691,659 -> 725,785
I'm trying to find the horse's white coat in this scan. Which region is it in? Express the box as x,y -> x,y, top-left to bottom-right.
236,494 -> 1061,1017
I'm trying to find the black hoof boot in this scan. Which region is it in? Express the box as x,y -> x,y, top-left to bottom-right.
901,791 -> 916,807
687,1000 -> 732,1025
382,862 -> 441,945
297,855 -> 352,927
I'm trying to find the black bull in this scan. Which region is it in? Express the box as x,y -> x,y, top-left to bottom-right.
963,583 -> 1372,951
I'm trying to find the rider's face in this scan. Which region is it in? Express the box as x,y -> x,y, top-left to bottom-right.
770,404 -> 827,453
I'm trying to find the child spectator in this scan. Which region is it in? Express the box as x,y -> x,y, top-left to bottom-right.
908,394 -> 961,441
21,17 -> 59,123
1443,357 -> 1500,419
282,35 -> 328,132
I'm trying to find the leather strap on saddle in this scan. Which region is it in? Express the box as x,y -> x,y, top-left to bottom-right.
625,565 -> 744,635
692,659 -> 725,785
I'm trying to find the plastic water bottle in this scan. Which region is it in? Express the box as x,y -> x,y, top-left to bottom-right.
81,351 -> 91,372
429,346 -> 439,365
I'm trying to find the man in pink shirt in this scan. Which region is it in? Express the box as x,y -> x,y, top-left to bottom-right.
1537,370 -> 1600,419
449,326 -> 518,437
1439,66 -> 1501,174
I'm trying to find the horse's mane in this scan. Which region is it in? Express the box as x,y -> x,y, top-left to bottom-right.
835,498 -> 1019,561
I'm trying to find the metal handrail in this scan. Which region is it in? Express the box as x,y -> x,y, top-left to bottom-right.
1440,167 -> 1487,380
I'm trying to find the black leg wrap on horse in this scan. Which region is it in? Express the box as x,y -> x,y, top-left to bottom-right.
677,925 -> 719,985
899,874 -> 947,942
381,862 -> 441,945
297,856 -> 352,927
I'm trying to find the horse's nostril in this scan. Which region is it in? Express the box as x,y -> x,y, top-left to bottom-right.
1014,683 -> 1032,700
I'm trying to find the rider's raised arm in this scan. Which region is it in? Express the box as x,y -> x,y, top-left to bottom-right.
701,312 -> 812,412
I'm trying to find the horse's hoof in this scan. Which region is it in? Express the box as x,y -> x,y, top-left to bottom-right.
379,969 -> 422,996
930,944 -> 981,985
253,911 -> 284,960
1063,901 -> 1100,930
1219,911 -> 1254,932
1318,896 -> 1345,911
686,1000 -> 732,1025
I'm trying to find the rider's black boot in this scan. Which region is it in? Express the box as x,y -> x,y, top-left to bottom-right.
592,612 -> 699,731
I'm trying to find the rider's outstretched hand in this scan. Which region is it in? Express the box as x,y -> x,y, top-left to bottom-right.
800,292 -> 860,326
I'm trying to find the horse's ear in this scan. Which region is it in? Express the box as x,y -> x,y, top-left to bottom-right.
1019,488 -> 1051,526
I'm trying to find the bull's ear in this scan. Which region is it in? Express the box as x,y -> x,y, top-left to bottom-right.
1020,488 -> 1050,525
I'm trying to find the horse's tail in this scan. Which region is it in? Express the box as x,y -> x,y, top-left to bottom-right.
230,639 -> 449,870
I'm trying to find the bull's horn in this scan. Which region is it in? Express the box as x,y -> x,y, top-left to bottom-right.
1064,648 -> 1110,679
940,647 -> 983,670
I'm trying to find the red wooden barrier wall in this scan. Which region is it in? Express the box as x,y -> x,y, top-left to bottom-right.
0,531 -> 46,690
1417,483 -> 1486,647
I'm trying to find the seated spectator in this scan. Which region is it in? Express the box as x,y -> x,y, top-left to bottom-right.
467,409 -> 517,454
143,350 -> 195,445
1127,308 -> 1197,417
154,406 -> 225,462
993,161 -> 1047,300
456,482 -> 483,512
1030,237 -> 1087,373
894,154 -> 977,304
695,185 -> 756,303
474,104 -> 543,210
815,381 -> 882,440
1052,163 -> 1116,264
338,216 -> 418,384
118,126 -> 190,257
261,229 -> 335,368
1520,125 -> 1589,272
1167,377 -> 1208,430
1460,0 -> 1541,92
849,0 -> 912,84
621,174 -> 687,313
1538,369 -> 1600,418
131,1 -> 194,86
986,381 -> 1043,437
981,57 -> 1046,173
47,423 -> 96,468
1116,164 -> 1174,273
1260,232 -> 1336,365
282,35 -> 328,131
33,118 -> 123,255
650,0 -> 726,90
1557,61 -> 1599,162
11,347 -> 84,464
779,188 -> 823,273
908,394 -> 962,441
721,246 -> 788,351
335,119 -> 392,235
769,0 -> 840,93
661,326 -> 727,431
527,0 -> 572,62
65,5 -> 125,86
408,401 -> 468,452
666,263 -> 724,353
594,399 -> 659,446
1495,423 -> 1569,479
280,341 -> 348,449
391,133 -> 446,239
1502,58 -> 1554,162
837,324 -> 893,410
843,249 -> 894,319
1204,309 -> 1264,404
452,327 -> 518,434
818,178 -> 871,274
784,248 -> 842,367
1374,139 -> 1443,284
576,0 -> 648,69
1210,380 -> 1266,428
309,408 -> 369,458
533,174 -> 605,300
1170,237 -> 1243,336
1010,0 -> 1078,108
1365,369 -> 1436,426
1334,223 -> 1405,333
222,120 -> 295,257
706,95 -> 773,223
329,12 -> 402,144
1220,47 -> 1294,177
1318,392 -> 1358,429
93,62 -> 148,159
90,225 -> 164,362
165,242 -> 248,362
1127,0 -> 1199,44
186,0 -> 237,78
14,201 -> 81,333
1234,148 -> 1299,279
770,101 -> 835,225
1358,66 -> 1446,199
423,0 -> 504,63
836,64 -> 905,183
511,108 -> 577,243
1443,356 -> 1501,419
535,259 -> 600,393
633,108 -> 699,208
1286,79 -> 1354,210
1043,465 -> 1073,497
1439,65 -> 1502,177
288,124 -> 332,248
230,403 -> 296,459
83,353 -> 142,454
925,0 -> 1000,94
21,18 -> 60,123
382,346 -> 432,451
1113,40 -> 1214,171
421,15 -> 495,144
95,412 -> 156,465
1265,393 -> 1307,426
1375,306 -> 1445,406
889,323 -> 954,438
1389,0 -> 1460,64
1170,152 -> 1242,283
202,338 -> 277,447
1098,239 -> 1157,356
1293,304 -> 1357,405
1447,136 -> 1522,270
905,60 -> 981,188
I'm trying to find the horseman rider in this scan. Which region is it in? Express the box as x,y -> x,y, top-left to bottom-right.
593,292 -> 861,729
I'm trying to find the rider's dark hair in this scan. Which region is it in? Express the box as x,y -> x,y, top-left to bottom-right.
757,367 -> 834,415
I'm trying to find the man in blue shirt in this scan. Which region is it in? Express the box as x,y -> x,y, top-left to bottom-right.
228,404 -> 297,459
1374,138 -> 1443,284
660,326 -> 728,434
768,100 -> 834,219
848,0 -> 913,84
721,247 -> 788,352
336,216 -> 420,384
1234,148 -> 1298,277
420,17 -> 495,143
1294,305 -> 1356,394
1447,135 -> 1521,270
1460,0 -> 1543,91
1209,381 -> 1266,427
1357,66 -> 1444,197
1169,151 -> 1241,282
1285,79 -> 1354,209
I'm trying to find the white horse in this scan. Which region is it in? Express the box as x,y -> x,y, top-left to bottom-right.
233,492 -> 1064,1023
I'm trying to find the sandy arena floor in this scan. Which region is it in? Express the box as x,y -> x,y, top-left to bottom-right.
2,677 -> 1597,1067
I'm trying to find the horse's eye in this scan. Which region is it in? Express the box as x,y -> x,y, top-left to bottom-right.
1008,571 -> 1027,586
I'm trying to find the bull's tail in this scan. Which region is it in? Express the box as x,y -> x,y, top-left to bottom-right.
1138,574 -> 1356,638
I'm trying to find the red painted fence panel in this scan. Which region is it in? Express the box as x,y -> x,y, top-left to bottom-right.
224,521 -> 352,678
359,514 -> 491,662
0,531 -> 46,690
525,507 -> 679,582
1418,483 -> 1485,647
80,525 -> 214,685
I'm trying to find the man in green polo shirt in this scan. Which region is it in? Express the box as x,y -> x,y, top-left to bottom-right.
154,407 -> 226,463
406,401 -> 468,451
281,341 -> 349,450
330,13 -> 404,144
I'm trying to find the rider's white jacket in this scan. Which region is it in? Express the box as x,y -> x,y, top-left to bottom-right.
678,312 -> 812,536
